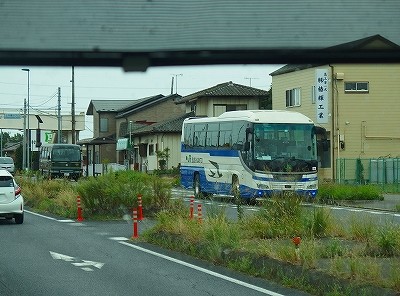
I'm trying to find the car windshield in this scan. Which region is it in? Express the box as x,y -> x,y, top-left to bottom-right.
253,123 -> 316,161
51,148 -> 81,162
0,158 -> 14,164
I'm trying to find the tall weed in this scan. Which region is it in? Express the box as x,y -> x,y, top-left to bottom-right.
241,195 -> 303,239
304,207 -> 332,238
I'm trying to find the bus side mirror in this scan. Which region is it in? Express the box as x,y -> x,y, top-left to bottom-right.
244,142 -> 250,151
245,127 -> 252,136
245,127 -> 253,142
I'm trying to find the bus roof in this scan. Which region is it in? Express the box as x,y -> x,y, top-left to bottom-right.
40,144 -> 81,148
184,110 -> 314,125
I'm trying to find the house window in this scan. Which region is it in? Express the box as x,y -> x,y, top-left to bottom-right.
344,81 -> 369,93
99,117 -> 109,132
149,144 -> 155,156
311,86 -> 316,104
226,104 -> 247,111
213,104 -> 247,116
285,88 -> 301,107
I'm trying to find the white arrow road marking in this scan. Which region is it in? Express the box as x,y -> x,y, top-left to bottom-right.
50,251 -> 104,272
50,251 -> 75,262
72,260 -> 104,269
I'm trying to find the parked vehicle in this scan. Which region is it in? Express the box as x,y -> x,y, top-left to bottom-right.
39,144 -> 82,180
180,110 -> 318,201
0,169 -> 24,224
0,156 -> 15,174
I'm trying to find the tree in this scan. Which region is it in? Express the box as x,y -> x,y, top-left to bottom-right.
0,131 -> 11,153
259,86 -> 272,110
10,133 -> 23,143
156,148 -> 170,170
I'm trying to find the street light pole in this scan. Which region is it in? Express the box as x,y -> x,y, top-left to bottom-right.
21,68 -> 30,171
22,99 -> 27,170
129,120 -> 132,170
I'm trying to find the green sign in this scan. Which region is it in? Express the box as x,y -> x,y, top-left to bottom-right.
45,132 -> 53,143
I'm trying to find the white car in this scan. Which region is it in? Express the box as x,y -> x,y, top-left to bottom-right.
0,169 -> 24,224
0,156 -> 15,174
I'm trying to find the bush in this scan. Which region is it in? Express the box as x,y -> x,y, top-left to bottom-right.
318,183 -> 383,201
76,170 -> 173,217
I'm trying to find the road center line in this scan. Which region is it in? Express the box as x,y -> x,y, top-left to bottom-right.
119,241 -> 285,296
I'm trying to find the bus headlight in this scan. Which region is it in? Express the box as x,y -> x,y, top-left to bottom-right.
306,184 -> 317,189
257,184 -> 269,189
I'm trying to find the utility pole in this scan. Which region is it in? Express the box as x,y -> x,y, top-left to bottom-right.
170,76 -> 174,94
22,99 -> 27,170
71,66 -> 76,144
58,87 -> 62,144
21,68 -> 30,170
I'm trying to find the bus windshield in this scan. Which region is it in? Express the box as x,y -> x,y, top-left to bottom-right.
51,147 -> 81,162
253,123 -> 316,161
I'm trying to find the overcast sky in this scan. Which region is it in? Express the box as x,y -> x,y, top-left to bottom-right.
0,64 -> 282,138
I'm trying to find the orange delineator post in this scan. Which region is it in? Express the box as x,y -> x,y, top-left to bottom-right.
189,196 -> 194,219
197,204 -> 202,223
76,196 -> 84,222
137,194 -> 143,220
132,208 -> 139,239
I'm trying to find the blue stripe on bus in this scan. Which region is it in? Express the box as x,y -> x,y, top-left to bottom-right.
181,148 -> 239,157
252,176 -> 316,182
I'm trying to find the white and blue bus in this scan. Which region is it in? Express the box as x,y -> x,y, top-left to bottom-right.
180,110 -> 318,201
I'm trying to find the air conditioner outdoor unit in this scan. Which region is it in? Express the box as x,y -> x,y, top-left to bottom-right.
335,73 -> 344,80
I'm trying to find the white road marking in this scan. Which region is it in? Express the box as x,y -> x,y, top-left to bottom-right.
348,209 -> 363,212
119,241 -> 285,296
25,210 -> 58,221
50,251 -> 75,262
58,219 -> 76,223
50,251 -> 104,272
109,237 -> 130,241
68,223 -> 85,226
72,260 -> 104,269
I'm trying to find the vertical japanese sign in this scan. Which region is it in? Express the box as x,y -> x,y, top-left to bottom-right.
315,69 -> 329,124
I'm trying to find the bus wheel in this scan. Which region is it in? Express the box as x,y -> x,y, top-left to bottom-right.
194,174 -> 201,198
232,175 -> 240,197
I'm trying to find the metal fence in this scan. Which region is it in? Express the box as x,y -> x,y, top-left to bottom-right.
336,158 -> 400,192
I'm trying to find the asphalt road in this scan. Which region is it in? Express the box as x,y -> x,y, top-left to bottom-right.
0,210 -> 310,296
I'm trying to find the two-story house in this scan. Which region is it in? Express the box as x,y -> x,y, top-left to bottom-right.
175,81 -> 270,117
115,94 -> 185,171
82,100 -> 134,167
270,35 -> 400,183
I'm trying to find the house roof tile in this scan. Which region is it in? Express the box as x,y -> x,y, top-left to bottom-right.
116,94 -> 181,118
270,35 -> 400,76
86,100 -> 134,115
131,112 -> 195,136
175,81 -> 269,104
